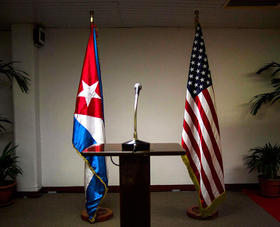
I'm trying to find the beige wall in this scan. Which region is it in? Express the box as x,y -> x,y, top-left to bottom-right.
37,27 -> 280,187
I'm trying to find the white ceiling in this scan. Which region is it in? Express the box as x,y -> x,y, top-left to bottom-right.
0,0 -> 280,29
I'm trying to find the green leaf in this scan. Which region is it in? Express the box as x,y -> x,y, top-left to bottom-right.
0,115 -> 12,133
249,62 -> 280,115
0,61 -> 30,93
256,62 -> 280,74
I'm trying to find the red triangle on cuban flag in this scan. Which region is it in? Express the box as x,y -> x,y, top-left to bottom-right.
74,25 -> 103,120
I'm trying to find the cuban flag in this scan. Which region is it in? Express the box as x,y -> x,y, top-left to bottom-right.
72,23 -> 108,223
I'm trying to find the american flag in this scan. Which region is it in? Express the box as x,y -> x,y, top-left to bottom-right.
181,24 -> 225,216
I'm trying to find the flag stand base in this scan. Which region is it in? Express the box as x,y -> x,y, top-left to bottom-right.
186,206 -> 218,220
81,207 -> 113,222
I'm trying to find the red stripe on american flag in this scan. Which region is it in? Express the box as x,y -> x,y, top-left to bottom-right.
184,118 -> 221,199
184,101 -> 224,196
183,120 -> 201,162
183,101 -> 224,200
181,138 -> 200,184
181,139 -> 208,208
202,89 -> 220,135
200,133 -> 225,195
192,96 -> 224,193
200,195 -> 208,208
194,96 -> 224,173
182,121 -> 202,185
200,168 -> 215,202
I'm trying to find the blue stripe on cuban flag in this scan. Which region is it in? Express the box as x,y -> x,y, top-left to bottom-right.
73,118 -> 97,152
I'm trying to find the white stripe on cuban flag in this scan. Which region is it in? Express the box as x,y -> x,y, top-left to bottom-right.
74,113 -> 105,145
85,163 -> 93,193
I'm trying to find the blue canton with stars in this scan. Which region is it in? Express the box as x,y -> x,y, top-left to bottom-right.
187,24 -> 212,98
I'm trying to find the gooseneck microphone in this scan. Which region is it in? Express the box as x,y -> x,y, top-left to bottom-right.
122,83 -> 150,152
133,83 -> 142,140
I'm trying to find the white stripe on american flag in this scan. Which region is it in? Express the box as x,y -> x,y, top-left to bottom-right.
205,87 -> 220,135
184,104 -> 220,199
182,129 -> 212,206
182,116 -> 201,171
198,89 -> 220,141
208,87 -> 216,109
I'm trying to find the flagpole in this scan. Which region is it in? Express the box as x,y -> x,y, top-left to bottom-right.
90,10 -> 94,25
194,10 -> 199,28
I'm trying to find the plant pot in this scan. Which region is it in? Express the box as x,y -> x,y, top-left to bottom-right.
0,181 -> 16,207
258,176 -> 280,197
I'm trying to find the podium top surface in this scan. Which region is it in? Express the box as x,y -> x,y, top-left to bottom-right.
81,143 -> 185,156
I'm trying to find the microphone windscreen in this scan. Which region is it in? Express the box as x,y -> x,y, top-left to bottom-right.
134,83 -> 142,90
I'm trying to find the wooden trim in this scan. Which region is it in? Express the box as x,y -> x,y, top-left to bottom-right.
108,185 -> 119,193
15,184 -> 259,197
149,184 -> 195,192
15,191 -> 43,198
225,183 -> 258,191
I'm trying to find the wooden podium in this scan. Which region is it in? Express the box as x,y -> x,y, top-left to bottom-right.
82,143 -> 185,227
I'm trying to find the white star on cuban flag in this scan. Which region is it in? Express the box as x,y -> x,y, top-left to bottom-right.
74,76 -> 105,146
78,81 -> 101,106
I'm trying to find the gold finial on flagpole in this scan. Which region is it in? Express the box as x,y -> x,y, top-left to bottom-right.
90,10 -> 94,24
194,10 -> 199,28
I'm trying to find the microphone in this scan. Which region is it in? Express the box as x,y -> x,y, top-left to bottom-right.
134,83 -> 142,95
133,83 -> 142,140
122,82 -> 150,151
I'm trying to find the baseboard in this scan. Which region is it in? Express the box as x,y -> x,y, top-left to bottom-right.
16,183 -> 258,197
40,185 -> 195,193
40,186 -> 84,193
149,184 -> 196,192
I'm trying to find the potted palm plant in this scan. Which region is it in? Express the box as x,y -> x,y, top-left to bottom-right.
245,143 -> 280,197
0,143 -> 22,206
0,61 -> 29,206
